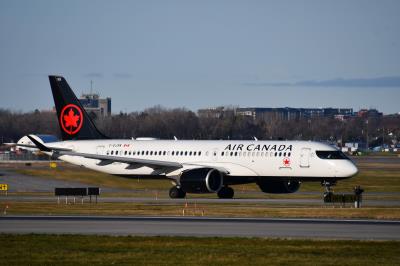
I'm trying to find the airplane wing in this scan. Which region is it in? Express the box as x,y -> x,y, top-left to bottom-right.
27,135 -> 182,173
59,150 -> 182,171
13,142 -> 72,152
25,135 -> 232,175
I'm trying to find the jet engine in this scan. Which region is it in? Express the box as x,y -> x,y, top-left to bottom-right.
179,168 -> 223,193
257,179 -> 300,194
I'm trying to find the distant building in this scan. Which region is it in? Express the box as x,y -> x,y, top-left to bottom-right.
198,106 -> 235,118
79,92 -> 111,118
356,109 -> 383,118
199,106 -> 354,121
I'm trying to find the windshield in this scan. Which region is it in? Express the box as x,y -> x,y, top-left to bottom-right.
316,150 -> 349,160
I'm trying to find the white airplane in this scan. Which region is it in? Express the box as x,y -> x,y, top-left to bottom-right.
23,76 -> 358,199
16,134 -> 58,153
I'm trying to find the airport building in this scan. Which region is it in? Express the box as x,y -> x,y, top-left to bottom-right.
79,92 -> 111,118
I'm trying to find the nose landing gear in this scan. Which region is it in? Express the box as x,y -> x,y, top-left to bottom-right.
321,180 -> 337,193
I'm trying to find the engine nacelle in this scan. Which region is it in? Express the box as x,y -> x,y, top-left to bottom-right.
180,168 -> 223,193
257,179 -> 300,194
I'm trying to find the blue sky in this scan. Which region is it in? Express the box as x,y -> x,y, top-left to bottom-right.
0,0 -> 399,114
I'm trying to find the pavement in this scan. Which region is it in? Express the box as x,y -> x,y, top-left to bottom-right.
1,215 -> 399,240
0,169 -> 131,194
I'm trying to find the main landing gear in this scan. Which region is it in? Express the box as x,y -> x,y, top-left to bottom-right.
169,186 -> 186,199
168,186 -> 235,199
217,186 -> 234,199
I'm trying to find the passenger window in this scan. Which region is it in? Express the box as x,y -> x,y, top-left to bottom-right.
235,152 -> 238,156
279,152 -> 282,157
230,152 -> 233,156
146,151 -> 149,155
194,151 -> 197,156
111,151 -> 114,155
288,152 -> 291,157
185,151 -> 188,156
199,151 -> 202,156
116,151 -> 119,155
274,152 -> 278,157
163,151 -> 166,155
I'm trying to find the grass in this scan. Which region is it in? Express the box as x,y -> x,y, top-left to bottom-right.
0,234 -> 399,266
2,201 -> 400,219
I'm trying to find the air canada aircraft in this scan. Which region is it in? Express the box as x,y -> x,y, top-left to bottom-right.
22,76 -> 358,199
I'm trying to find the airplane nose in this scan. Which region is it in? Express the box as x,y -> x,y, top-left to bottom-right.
347,163 -> 358,177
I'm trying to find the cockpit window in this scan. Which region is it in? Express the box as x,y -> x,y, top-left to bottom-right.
316,150 -> 348,160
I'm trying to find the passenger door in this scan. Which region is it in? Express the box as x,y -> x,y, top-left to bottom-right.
300,148 -> 311,168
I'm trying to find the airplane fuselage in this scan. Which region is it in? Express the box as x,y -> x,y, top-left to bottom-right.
49,139 -> 358,181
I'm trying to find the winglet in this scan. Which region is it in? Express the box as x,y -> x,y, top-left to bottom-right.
27,135 -> 52,152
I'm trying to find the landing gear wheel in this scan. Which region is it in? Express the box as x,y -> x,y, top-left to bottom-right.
169,186 -> 186,199
217,186 -> 234,199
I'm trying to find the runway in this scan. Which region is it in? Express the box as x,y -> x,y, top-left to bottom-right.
1,216 -> 399,240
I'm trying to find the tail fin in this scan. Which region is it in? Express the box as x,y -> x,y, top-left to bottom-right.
49,75 -> 108,140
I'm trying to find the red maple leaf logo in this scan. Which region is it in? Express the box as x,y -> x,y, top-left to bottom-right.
64,109 -> 80,129
283,157 -> 291,166
60,104 -> 83,135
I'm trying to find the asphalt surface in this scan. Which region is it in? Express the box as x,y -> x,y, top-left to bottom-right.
1,215 -> 399,240
0,169 -> 130,194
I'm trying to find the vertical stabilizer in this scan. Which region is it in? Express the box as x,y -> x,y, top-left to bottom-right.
49,75 -> 108,140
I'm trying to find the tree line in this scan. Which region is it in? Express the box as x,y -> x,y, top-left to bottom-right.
1,107 -> 399,148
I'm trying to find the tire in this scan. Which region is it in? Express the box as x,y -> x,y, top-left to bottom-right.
169,187 -> 186,199
217,186 -> 234,199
